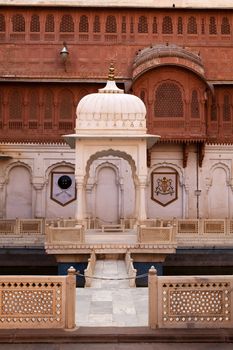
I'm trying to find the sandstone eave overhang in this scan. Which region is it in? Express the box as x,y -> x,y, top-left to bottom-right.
0,0 -> 233,9
63,133 -> 160,149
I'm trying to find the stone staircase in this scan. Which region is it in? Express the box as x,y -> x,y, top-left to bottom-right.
76,258 -> 148,327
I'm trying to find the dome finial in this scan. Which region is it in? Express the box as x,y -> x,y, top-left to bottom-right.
108,62 -> 115,81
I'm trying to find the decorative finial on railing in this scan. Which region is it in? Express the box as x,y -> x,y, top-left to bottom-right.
108,62 -> 115,81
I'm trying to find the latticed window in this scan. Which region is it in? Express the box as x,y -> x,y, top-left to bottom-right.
0,14 -> 5,32
79,15 -> 88,32
221,17 -> 230,34
152,17 -> 157,33
44,90 -> 53,120
12,14 -> 25,32
9,90 -> 22,119
45,14 -> 54,32
59,90 -> 73,120
130,17 -> 134,33
209,17 -> 217,34
29,91 -> 39,120
138,16 -> 148,33
93,16 -> 100,33
60,14 -> 74,32
122,16 -> 126,33
154,82 -> 183,118
162,16 -> 173,34
223,95 -> 231,121
177,17 -> 183,34
30,14 -> 40,32
211,103 -> 217,121
201,18 -> 205,34
105,15 -> 117,33
187,16 -> 197,34
191,90 -> 200,118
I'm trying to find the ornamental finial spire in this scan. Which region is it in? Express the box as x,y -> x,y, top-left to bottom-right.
108,62 -> 115,81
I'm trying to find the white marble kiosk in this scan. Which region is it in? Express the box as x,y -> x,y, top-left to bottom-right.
65,67 -> 160,224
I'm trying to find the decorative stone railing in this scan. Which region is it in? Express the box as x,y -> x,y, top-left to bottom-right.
138,224 -> 176,245
45,224 -> 84,246
0,267 -> 76,329
148,267 -> 233,329
125,251 -> 137,287
0,219 -> 45,247
84,251 -> 96,287
174,218 -> 233,246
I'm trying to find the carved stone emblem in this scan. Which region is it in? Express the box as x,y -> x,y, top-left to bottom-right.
151,171 -> 178,206
51,172 -> 76,206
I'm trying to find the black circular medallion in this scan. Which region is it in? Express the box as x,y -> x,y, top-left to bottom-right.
58,175 -> 72,189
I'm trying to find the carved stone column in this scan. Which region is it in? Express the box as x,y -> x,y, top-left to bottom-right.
138,176 -> 147,221
75,176 -> 85,221
32,182 -> 45,218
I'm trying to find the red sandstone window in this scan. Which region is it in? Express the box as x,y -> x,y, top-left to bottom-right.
93,16 -> 100,33
60,14 -> 74,32
12,14 -> 25,32
9,90 -> 22,120
138,16 -> 148,33
223,95 -> 231,121
45,14 -> 54,32
191,90 -> 200,118
201,18 -> 205,34
209,17 -> 217,35
187,16 -> 197,34
211,103 -> 217,121
59,90 -> 73,130
79,15 -> 89,33
177,17 -> 183,34
130,17 -> 134,33
59,90 -> 73,120
152,17 -> 157,34
221,17 -> 230,34
154,82 -> 183,118
0,14 -> 5,32
105,15 -> 117,33
30,14 -> 40,32
29,91 -> 39,120
122,16 -> 126,33
162,16 -> 173,34
44,90 -> 53,120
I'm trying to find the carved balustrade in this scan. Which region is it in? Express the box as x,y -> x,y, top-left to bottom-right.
0,267 -> 76,329
148,267 -> 233,329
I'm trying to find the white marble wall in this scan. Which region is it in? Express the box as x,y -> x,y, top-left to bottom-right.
0,142 -> 232,219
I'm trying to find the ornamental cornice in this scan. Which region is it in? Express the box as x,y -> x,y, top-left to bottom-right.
132,44 -> 205,81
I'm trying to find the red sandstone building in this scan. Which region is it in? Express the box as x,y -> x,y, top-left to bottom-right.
0,1 -> 233,277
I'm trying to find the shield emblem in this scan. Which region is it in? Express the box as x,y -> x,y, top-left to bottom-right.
151,171 -> 178,206
51,172 -> 76,206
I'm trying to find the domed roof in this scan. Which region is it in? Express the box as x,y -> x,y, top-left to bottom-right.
76,65 -> 147,136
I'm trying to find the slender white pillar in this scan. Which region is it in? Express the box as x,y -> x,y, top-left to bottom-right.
138,177 -> 147,221
75,177 -> 85,220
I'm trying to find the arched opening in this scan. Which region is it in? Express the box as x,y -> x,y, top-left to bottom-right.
208,167 -> 229,218
95,167 -> 119,223
83,149 -> 137,224
6,165 -> 32,218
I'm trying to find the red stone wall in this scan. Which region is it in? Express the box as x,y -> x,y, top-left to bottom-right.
0,7 -> 232,143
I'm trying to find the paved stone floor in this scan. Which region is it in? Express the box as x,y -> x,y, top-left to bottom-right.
76,259 -> 148,327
